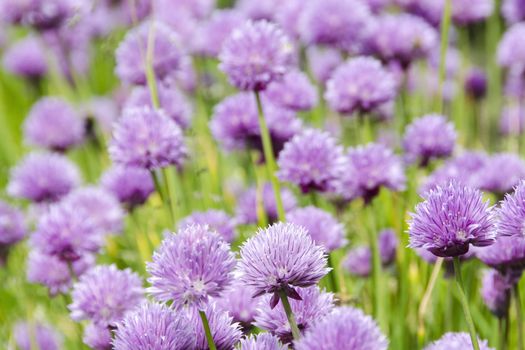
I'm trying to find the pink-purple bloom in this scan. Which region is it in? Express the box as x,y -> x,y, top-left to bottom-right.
343,246 -> 372,277
307,47 -> 343,85
498,180 -> 525,237
178,210 -> 238,243
215,279 -> 260,328
475,153 -> 525,195
236,183 -> 297,224
497,23 -> 525,69
100,166 -> 154,210
465,68 -> 488,100
14,321 -> 62,350
476,235 -> 525,275
238,333 -> 288,350
2,35 -> 48,79
423,332 -> 494,350
0,200 -> 26,248
500,104 -> 525,136
481,269 -> 512,318
264,70 -> 318,111
83,323 -> 112,350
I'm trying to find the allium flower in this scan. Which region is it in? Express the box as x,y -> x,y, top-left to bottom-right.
239,222 -> 329,306
498,181 -> 525,237
286,206 -> 346,251
81,96 -> 119,134
277,129 -> 345,193
402,114 -> 456,166
274,0 -> 306,39
294,306 -> 388,350
147,225 -> 236,309
14,321 -> 62,350
465,68 -> 488,100
113,302 -> 196,350
100,166 -> 154,210
409,181 -> 496,257
451,0 -> 494,25
423,332 -> 494,350
264,70 -> 318,111
475,153 -> 525,194
378,229 -> 398,266
194,9 -> 246,57
7,152 -> 80,203
70,264 -> 144,325
502,0 -> 525,24
115,21 -> 183,85
476,235 -> 525,275
497,23 -> 525,68
215,279 -> 260,327
481,269 -> 512,318
500,104 -> 525,136
124,84 -> 192,129
178,210 -> 237,243
0,200 -> 26,247
239,333 -> 288,350
19,0 -> 81,30
219,20 -> 294,91
83,323 -> 112,350
255,286 -> 334,343
109,107 -> 187,170
236,183 -> 297,224
23,97 -> 84,151
325,57 -> 397,115
343,246 -> 372,277
3,36 -> 48,79
307,47 -> 343,84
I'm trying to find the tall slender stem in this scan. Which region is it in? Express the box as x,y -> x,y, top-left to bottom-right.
278,290 -> 301,340
453,257 -> 480,350
366,204 -> 385,330
199,310 -> 217,350
499,313 -> 509,350
327,254 -> 339,292
150,170 -> 165,201
515,284 -> 524,350
254,91 -> 286,222
161,167 -> 177,226
418,257 -> 444,337
436,0 -> 452,113
145,23 -> 160,109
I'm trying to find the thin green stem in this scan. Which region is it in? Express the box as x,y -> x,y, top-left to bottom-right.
436,0 -> 452,113
418,257 -> 444,339
150,170 -> 165,201
499,313 -> 509,350
254,91 -> 286,222
366,204 -> 385,331
278,290 -> 301,340
327,254 -> 339,292
199,310 -> 217,350
515,284 -> 524,350
145,23 -> 160,109
453,257 -> 480,350
161,167 -> 177,226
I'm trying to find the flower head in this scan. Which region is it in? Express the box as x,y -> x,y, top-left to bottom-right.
14,321 -> 62,350
215,278 -> 260,327
100,166 -> 154,210
502,0 -> 525,24
498,180 -> 525,238
476,235 -> 525,275
343,246 -> 372,277
236,183 -> 297,224
307,47 -> 343,84
3,35 -> 48,79
0,200 -> 26,247
500,104 -> 525,136
481,269 -> 512,318
378,229 -> 398,266
465,68 -> 488,100
178,210 -> 237,243
423,332 -> 494,350
264,70 -> 318,111
83,323 -> 112,350
498,23 -> 525,69
239,333 -> 288,350
451,0 -> 494,25
475,153 -> 525,194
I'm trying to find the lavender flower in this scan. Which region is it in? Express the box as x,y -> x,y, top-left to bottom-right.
481,269 -> 512,318
500,104 -> 525,136
215,279 -> 260,328
294,306 -> 388,350
343,246 -> 372,277
7,152 -> 80,203
409,181 -> 496,257
113,302 -> 196,350
451,0 -> 494,25
109,107 -> 187,170
403,114 -> 456,166
83,323 -> 112,350
156,0 -> 214,19
14,321 -> 62,350
238,333 -> 288,350
178,210 -> 237,243
239,222 -> 329,306
475,153 -> 525,195
219,20 -> 294,91
465,68 -> 488,100
236,183 -> 297,224
286,206 -> 346,252
19,0 -> 81,30
2,35 -> 48,79
378,229 -> 398,266
497,23 -> 525,69
307,47 -> 343,85
498,180 -> 525,238
264,70 -> 318,111
423,332 -> 494,350
81,96 -> 119,134
147,225 -> 236,309
23,97 -> 84,152
0,200 -> 26,247
476,235 -> 525,275
325,57 -> 397,115
502,0 -> 525,24
100,166 -> 154,210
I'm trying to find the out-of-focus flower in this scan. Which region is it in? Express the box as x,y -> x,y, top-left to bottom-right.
83,323 -> 112,350
264,70 -> 318,111
14,321 -> 62,350
236,183 -> 297,224
378,229 -> 398,266
100,166 -> 154,210
307,47 -> 343,85
481,269 -> 512,318
2,36 -> 48,79
238,333 -> 288,350
178,210 -> 237,243
498,180 -> 525,238
475,153 -> 525,195
465,68 -> 488,100
423,332 -> 494,350
451,0 -> 494,25
156,0 -> 215,20
81,96 -> 119,134
502,0 -> 525,24
498,23 -> 525,69
476,235 -> 525,276
0,201 -> 26,248
343,246 -> 372,277
500,104 -> 525,136
215,279 -> 259,328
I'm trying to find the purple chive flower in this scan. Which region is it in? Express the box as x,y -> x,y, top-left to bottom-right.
294,306 -> 388,350
147,225 -> 236,309
403,114 -> 456,166
498,181 -> 525,237
343,246 -> 372,277
423,332 -> 494,350
109,107 -> 187,170
476,235 -> 525,276
286,206 -> 346,252
255,286 -> 334,343
239,333 -> 288,350
70,264 -> 144,326
23,97 -> 84,152
500,104 -> 525,136
124,84 -> 192,129
178,210 -> 238,243
379,229 -> 398,266
236,183 -> 297,225
475,153 -> 525,195
115,21 -> 183,85
502,0 -> 525,24
409,181 -> 496,257
275,0 -> 306,39
451,0 -> 494,25
14,322 -> 62,350
7,152 -> 80,203
3,35 -> 48,79
113,302 -> 196,350
465,68 -> 488,100
81,96 -> 119,134
498,23 -> 525,68
0,201 -> 26,248
307,47 -> 343,85
264,70 -> 318,111
100,166 -> 154,210
481,269 -> 512,318
19,0 -> 81,30
27,250 -> 94,296
325,57 -> 397,115
239,222 -> 329,307
83,323 -> 112,350
156,0 -> 214,19
215,279 -> 260,328
219,20 -> 294,91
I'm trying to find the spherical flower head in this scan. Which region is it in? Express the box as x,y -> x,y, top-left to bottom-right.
178,210 -> 237,243
14,321 -> 62,350
0,200 -> 26,247
255,286 -> 334,343
378,229 -> 398,266
215,278 -> 260,327
294,306 -> 388,350
287,206 -> 346,251
239,333 -> 288,350
109,107 -> 187,170
70,264 -> 144,326
481,269 -> 512,318
502,0 -> 525,24
113,302 -> 196,350
23,97 -> 84,151
500,104 -> 525,136
21,0 -> 81,30
325,57 -> 397,115
219,20 -> 294,91
275,0 -> 306,39
124,84 -> 192,129
100,166 -> 154,210
465,68 -> 488,100
278,129 -> 346,193
147,224 -> 237,309
307,47 -> 343,85
403,114 -> 456,166
81,96 -> 119,134
236,183 -> 297,224
476,235 -> 525,275
83,323 -> 112,350
115,21 -> 183,85
475,153 -> 525,194
451,0 -> 494,25
498,181 -> 525,237
7,152 -> 80,203
343,246 -> 372,277
423,332 -> 494,350
3,35 -> 48,79
264,70 -> 318,111
239,222 -> 330,304
498,23 -> 525,69
409,181 -> 496,257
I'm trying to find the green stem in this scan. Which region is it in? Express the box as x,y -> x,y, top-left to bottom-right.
366,204 -> 385,330
499,313 -> 509,350
418,257 -> 444,339
161,167 -> 177,226
327,254 -> 339,292
150,170 -> 165,201
254,91 -> 286,222
436,0 -> 452,113
515,284 -> 524,350
145,23 -> 160,109
198,310 -> 217,350
278,290 -> 301,340
453,257 -> 480,350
